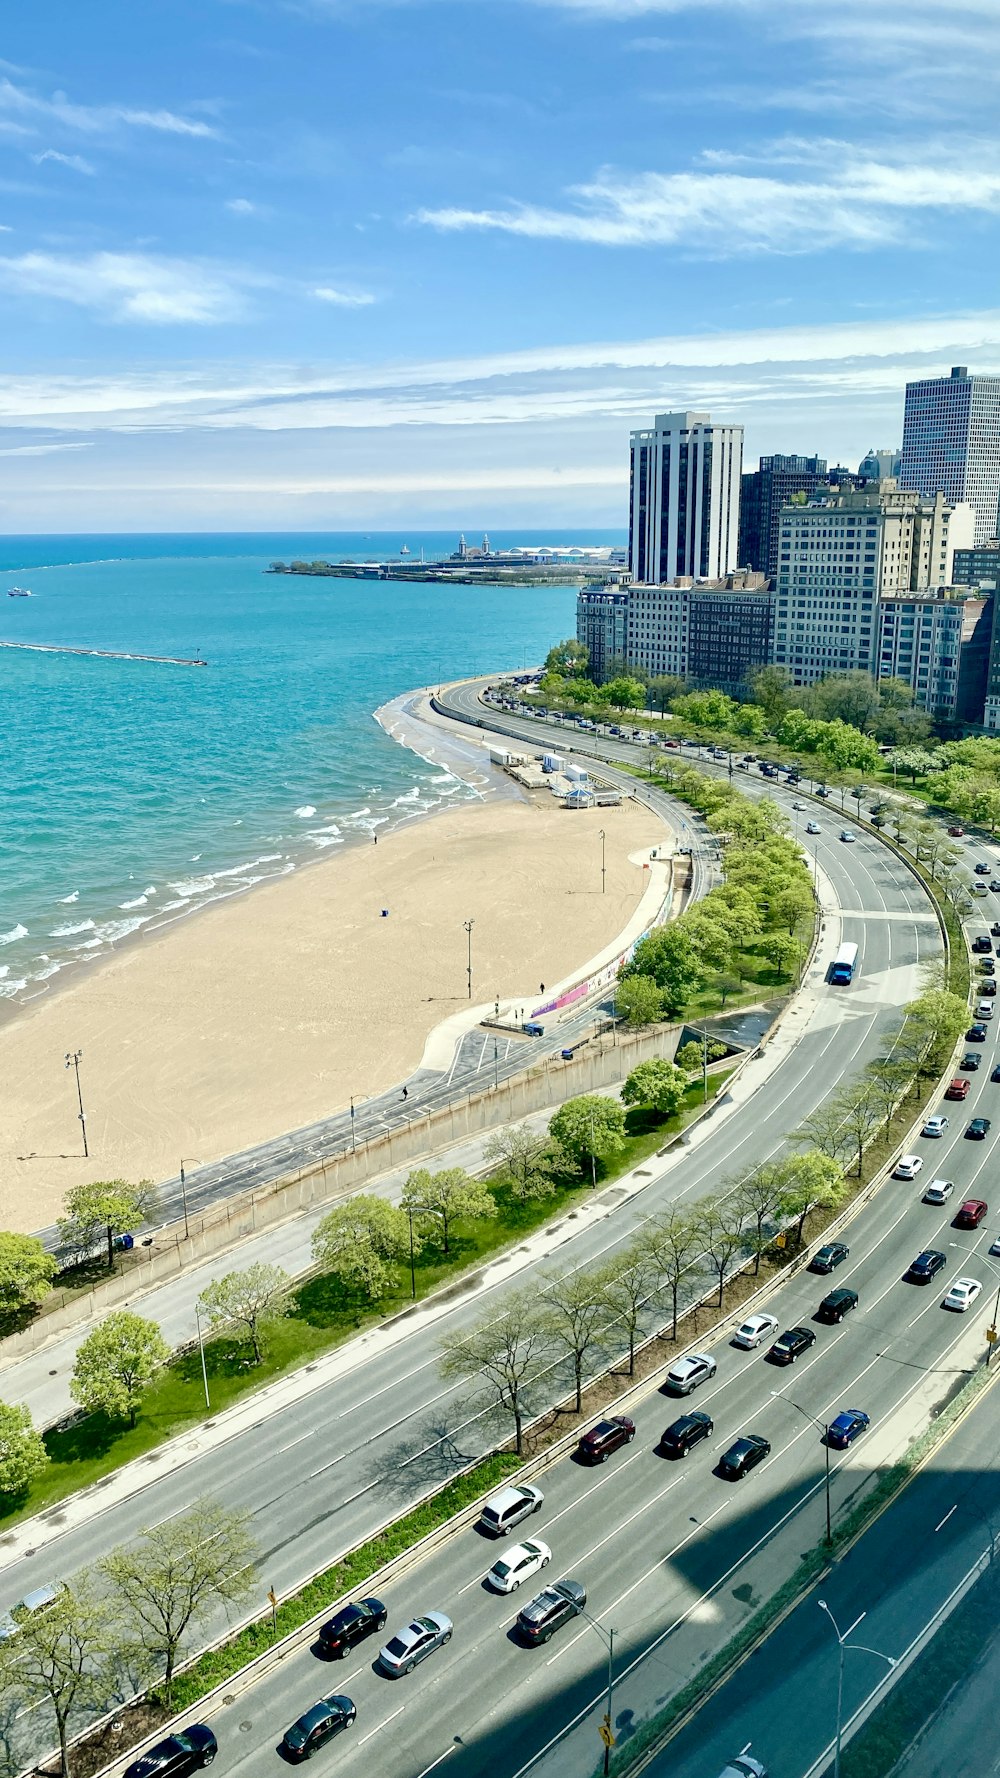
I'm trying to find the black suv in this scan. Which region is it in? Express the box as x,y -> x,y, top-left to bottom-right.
659,1410 -> 714,1457
809,1242 -> 849,1275
280,1696 -> 355,1761
816,1287 -> 858,1323
717,1434 -> 771,1480
576,1416 -> 635,1463
768,1326 -> 816,1365
517,1579 -> 587,1644
974,936 -> 993,953
318,1597 -> 387,1658
124,1729 -> 217,1778
905,1249 -> 946,1284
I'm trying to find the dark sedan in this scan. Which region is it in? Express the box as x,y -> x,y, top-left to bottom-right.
718,1434 -> 771,1480
827,1409 -> 870,1449
966,1025 -> 988,1043
905,1249 -> 947,1284
767,1326 -> 816,1365
966,1118 -> 992,1140
961,1052 -> 984,1071
318,1598 -> 387,1658
280,1697 -> 355,1762
124,1728 -> 217,1778
809,1242 -> 849,1275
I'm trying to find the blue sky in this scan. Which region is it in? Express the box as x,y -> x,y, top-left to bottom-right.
2,0 -> 1000,530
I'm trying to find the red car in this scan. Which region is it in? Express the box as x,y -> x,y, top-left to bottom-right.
955,1199 -> 988,1229
948,825 -> 965,836
945,1078 -> 971,1100
576,1415 -> 636,1462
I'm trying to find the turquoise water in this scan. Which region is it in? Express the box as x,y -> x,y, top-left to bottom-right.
0,532 -> 619,1002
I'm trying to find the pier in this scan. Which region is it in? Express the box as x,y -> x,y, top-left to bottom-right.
0,641 -> 207,666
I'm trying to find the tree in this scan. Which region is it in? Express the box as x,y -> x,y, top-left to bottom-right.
647,674 -> 685,714
311,1196 -> 412,1303
0,1399 -> 48,1495
0,1232 -> 56,1314
636,1206 -> 704,1339
733,1164 -> 785,1274
544,638 -> 588,679
539,1268 -> 611,1412
699,1198 -> 747,1308
684,911 -> 733,972
548,1095 -> 627,1180
58,1178 -> 153,1271
674,1040 -> 704,1075
597,1249 -> 656,1375
197,1262 -> 289,1365
0,1573 -> 111,1778
715,972 -> 744,1008
615,973 -> 664,1027
439,1290 -> 546,1455
621,1058 -> 687,1119
401,1166 -> 496,1255
807,671 -> 881,734
625,925 -> 703,1014
761,933 -> 804,979
70,1311 -> 169,1428
771,885 -> 814,936
794,1100 -> 851,1166
482,1125 -> 557,1200
898,989 -> 971,1075
604,675 -> 647,711
774,1150 -> 844,1241
749,665 -> 792,730
101,1498 -> 256,1706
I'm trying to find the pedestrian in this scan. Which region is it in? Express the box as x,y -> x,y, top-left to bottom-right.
402,1085 -> 408,1100
539,983 -> 545,994
373,831 -> 377,845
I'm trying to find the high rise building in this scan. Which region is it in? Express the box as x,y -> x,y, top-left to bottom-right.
953,540 -> 1000,590
858,447 -> 901,482
576,587 -> 629,683
619,572 -> 773,694
738,454 -> 828,580
876,591 -> 992,723
628,411 -> 743,585
900,366 -> 1000,545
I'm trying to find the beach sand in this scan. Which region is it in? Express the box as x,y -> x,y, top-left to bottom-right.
0,791 -> 665,1232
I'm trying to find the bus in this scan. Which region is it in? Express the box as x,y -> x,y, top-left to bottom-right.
830,942 -> 859,986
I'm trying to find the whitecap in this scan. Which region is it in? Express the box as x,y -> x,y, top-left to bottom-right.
56,890 -> 80,904
0,923 -> 28,946
32,961 -> 62,982
168,875 -> 217,897
94,915 -> 152,945
0,978 -> 28,997
0,965 -> 8,979
294,805 -> 317,819
191,854 -> 202,862
50,919 -> 96,937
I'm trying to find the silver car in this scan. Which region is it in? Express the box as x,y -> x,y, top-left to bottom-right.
378,1611 -> 453,1676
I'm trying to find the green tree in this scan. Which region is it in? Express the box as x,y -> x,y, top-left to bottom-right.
548,1095 -> 627,1180
58,1178 -> 153,1271
771,885 -> 814,936
70,1310 -> 169,1427
899,988 -> 971,1075
647,674 -> 685,714
761,933 -> 805,979
544,638 -> 589,679
674,1040 -> 703,1075
197,1262 -> 290,1365
715,972 -> 744,1008
636,1206 -> 704,1339
621,1058 -> 687,1118
539,1268 -> 611,1412
684,910 -> 733,971
439,1289 -> 546,1455
482,1125 -> 557,1200
603,675 -> 647,711
596,1248 -> 656,1375
774,1150 -> 845,1240
749,665 -> 792,729
0,1399 -> 48,1495
101,1498 -> 256,1706
807,671 -> 882,733
401,1166 -> 496,1255
311,1196 -> 412,1303
0,1573 -> 111,1778
0,1231 -> 56,1314
615,973 -> 664,1026
625,924 -> 703,1013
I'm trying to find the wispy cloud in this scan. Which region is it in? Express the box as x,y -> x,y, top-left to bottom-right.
0,76 -> 219,140
226,197 -> 257,214
313,285 -> 376,306
0,440 -> 92,456
32,148 -> 96,174
0,251 -> 247,324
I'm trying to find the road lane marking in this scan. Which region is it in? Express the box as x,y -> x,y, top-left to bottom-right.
356,1705 -> 404,1747
935,1503 -> 958,1532
416,1749 -> 455,1778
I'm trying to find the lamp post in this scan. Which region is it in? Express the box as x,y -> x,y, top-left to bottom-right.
771,1391 -> 832,1546
463,918 -> 475,1000
179,1159 -> 201,1241
598,828 -> 606,894
349,1096 -> 357,1151
65,1049 -> 88,1158
493,1040 -> 499,1091
817,1600 -> 896,1778
194,1302 -> 211,1411
405,1202 -> 442,1298
578,1610 -> 617,1776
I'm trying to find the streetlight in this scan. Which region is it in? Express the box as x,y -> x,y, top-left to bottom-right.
193,1302 -> 211,1411
463,918 -> 475,1000
405,1202 -> 443,1298
598,828 -> 606,894
179,1158 -> 201,1241
770,1391 -> 832,1546
578,1609 -> 617,1777
349,1096 -> 357,1151
817,1600 -> 896,1778
493,1040 -> 499,1091
65,1049 -> 88,1158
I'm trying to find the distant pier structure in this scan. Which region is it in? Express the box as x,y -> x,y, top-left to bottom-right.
0,641 -> 207,666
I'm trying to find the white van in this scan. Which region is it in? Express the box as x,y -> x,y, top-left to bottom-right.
478,1482 -> 544,1537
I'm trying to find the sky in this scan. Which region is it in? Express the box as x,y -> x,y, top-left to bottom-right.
3,0 -> 1000,531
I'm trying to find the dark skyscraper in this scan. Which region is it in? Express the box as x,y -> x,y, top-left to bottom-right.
738,453 -> 828,579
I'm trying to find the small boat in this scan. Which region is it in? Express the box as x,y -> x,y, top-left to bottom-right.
7,586 -> 32,597
399,544 -> 411,556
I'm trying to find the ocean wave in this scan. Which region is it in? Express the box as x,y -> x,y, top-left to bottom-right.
0,965 -> 8,979
32,960 -> 63,982
392,788 -> 423,806
56,890 -> 80,904
0,923 -> 28,946
306,833 -> 344,849
294,805 -> 317,818
0,977 -> 28,997
120,887 -> 157,909
50,919 -> 96,937
94,914 -> 153,945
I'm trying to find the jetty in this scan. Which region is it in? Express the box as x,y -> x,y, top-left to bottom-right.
0,641 -> 207,666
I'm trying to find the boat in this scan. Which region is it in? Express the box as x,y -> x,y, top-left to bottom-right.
7,587 -> 32,597
399,545 -> 411,556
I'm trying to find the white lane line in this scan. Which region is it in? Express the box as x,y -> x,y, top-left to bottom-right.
277,1432 -> 313,1455
935,1503 -> 958,1533
356,1705 -> 405,1746
416,1748 -> 456,1778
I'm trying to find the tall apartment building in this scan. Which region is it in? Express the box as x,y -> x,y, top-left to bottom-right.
773,485 -> 961,685
738,454 -> 828,580
877,591 -> 992,723
900,366 -> 1000,545
576,587 -> 629,682
628,411 -> 743,585
953,540 -> 1000,590
622,572 -> 773,694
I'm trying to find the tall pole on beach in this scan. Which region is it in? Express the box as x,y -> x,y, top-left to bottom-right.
65,1049 -> 88,1158
464,919 -> 475,1000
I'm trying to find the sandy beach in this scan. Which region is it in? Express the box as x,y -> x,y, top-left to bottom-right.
0,789 -> 664,1233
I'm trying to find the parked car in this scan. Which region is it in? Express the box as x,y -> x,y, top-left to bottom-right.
732,1313 -> 779,1349
768,1326 -> 817,1365
943,1277 -> 983,1312
663,1352 -> 717,1395
486,1540 -> 551,1594
659,1410 -> 714,1457
516,1579 -> 586,1644
718,1434 -> 771,1479
905,1249 -> 947,1284
809,1241 -> 850,1274
816,1287 -> 858,1323
956,1198 -> 989,1228
923,1179 -> 955,1205
981,981 -> 998,997
978,958 -> 996,974
826,1409 -> 870,1450
123,1728 -> 218,1778
576,1416 -> 635,1463
922,1114 -> 949,1138
377,1612 -> 453,1677
945,1079 -> 971,1100
479,1483 -> 544,1537
894,1155 -> 923,1179
966,1118 -> 992,1140
280,1698 -> 355,1761
318,1598 -> 387,1658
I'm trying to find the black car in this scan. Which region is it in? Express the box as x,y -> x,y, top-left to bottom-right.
976,861 -> 991,875
967,1117 -> 992,1139
981,981 -> 998,996
718,1434 -> 771,1480
659,1410 -> 714,1457
973,936 -> 993,953
962,1052 -> 984,1071
281,1697 -> 356,1761
576,1416 -> 635,1463
809,1242 -> 849,1275
318,1597 -> 387,1658
768,1326 -> 817,1365
124,1729 -> 217,1778
816,1287 -> 858,1323
978,959 -> 996,974
905,1249 -> 947,1284
967,1025 -> 988,1043
516,1578 -> 586,1644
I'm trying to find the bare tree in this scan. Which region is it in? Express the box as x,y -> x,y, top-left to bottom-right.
732,1165 -> 783,1274
596,1248 -> 657,1375
539,1268 -> 612,1411
837,1077 -> 886,1176
794,1098 -> 851,1166
0,1573 -> 110,1778
439,1290 -> 547,1455
699,1198 -> 748,1308
482,1125 -> 557,1200
636,1206 -> 705,1340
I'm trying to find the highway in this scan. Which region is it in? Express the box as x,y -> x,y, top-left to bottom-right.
1,691 -> 946,1772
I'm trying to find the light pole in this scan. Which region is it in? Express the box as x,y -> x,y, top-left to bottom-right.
949,1242 -> 1000,1363
405,1202 -> 443,1298
194,1302 -> 211,1411
493,1040 -> 499,1090
179,1159 -> 201,1241
817,1600 -> 896,1778
65,1049 -> 88,1158
771,1391 -> 832,1546
349,1095 -> 357,1151
599,828 -> 606,894
578,1610 -> 617,1776
463,918 -> 475,1000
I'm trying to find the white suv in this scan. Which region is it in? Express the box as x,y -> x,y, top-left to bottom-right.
894,1154 -> 923,1179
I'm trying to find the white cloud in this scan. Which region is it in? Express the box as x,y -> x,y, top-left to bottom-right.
313,285 -> 376,307
0,77 -> 218,140
0,251 -> 247,324
0,441 -> 92,456
32,148 -> 96,174
226,197 -> 256,214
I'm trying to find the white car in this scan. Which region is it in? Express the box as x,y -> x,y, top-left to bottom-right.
922,1114 -> 949,1138
806,821 -> 821,835
839,830 -> 856,843
943,1277 -> 982,1312
732,1313 -> 779,1350
486,1539 -> 551,1594
718,1760 -> 767,1778
792,801 -> 805,810
923,1179 -> 956,1205
663,1352 -> 718,1395
894,1154 -> 924,1179
976,1002 -> 995,1020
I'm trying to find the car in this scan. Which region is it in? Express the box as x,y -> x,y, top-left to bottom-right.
894,1154 -> 924,1179
966,1118 -> 992,1140
974,935 -> 994,952
718,1434 -> 771,1479
956,1198 -> 989,1227
318,1597 -> 387,1658
967,1025 -> 988,1043
793,800 -> 805,810
768,1326 -> 816,1365
717,1758 -> 767,1778
923,1179 -> 955,1204
976,861 -> 991,875
280,1698 -> 355,1761
990,883 -> 1000,894
486,1539 -> 551,1594
377,1612 -> 453,1676
948,825 -> 966,837
479,1483 -> 544,1537
816,1286 -> 859,1323
973,883 -> 990,897
806,821 -> 821,835
659,1410 -> 714,1457
993,922 -> 1000,936
922,1114 -> 949,1138
576,1416 -> 635,1463
516,1578 -> 586,1644
123,1729 -> 218,1778
943,1277 -> 983,1312
827,1409 -> 871,1449
905,1248 -> 947,1284
990,1235 -> 1000,1256
809,1241 -> 850,1274
992,1066 -> 1000,1083
945,1078 -> 971,1100
663,1352 -> 717,1395
732,1312 -> 780,1349
976,1002 -> 996,1020
0,1582 -> 62,1640
962,1052 -> 983,1071
815,785 -> 831,798
978,958 -> 996,974
839,830 -> 856,843
981,981 -> 998,997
